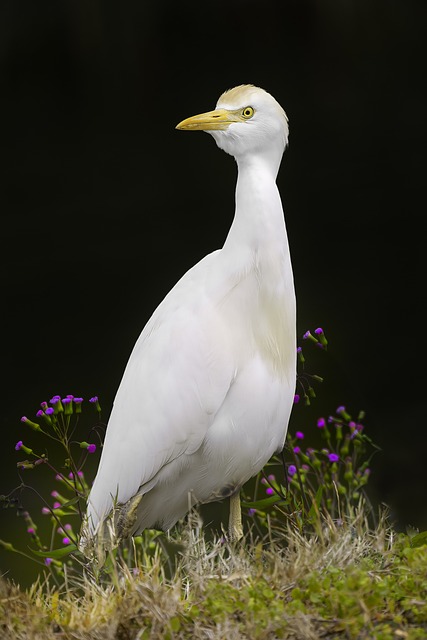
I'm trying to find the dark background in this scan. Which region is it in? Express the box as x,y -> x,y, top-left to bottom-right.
1,0 -> 426,585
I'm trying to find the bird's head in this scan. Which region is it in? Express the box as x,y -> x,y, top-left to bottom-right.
176,85 -> 289,169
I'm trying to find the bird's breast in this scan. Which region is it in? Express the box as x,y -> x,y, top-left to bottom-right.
214,248 -> 296,384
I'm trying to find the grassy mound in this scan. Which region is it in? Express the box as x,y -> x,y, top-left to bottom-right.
1,514 -> 426,640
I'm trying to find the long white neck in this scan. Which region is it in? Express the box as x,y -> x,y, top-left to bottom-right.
223,152 -> 290,262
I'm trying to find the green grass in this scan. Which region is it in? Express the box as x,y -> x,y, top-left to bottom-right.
1,511 -> 426,640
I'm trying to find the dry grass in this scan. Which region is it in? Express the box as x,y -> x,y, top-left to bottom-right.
1,510 -> 426,640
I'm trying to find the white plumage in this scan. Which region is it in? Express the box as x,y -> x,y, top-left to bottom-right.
82,85 -> 296,547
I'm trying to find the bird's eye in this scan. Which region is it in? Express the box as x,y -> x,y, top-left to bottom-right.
241,106 -> 255,119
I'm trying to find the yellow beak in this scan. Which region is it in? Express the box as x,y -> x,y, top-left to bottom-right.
176,108 -> 240,131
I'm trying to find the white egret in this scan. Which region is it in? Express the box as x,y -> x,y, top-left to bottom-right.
81,85 -> 296,552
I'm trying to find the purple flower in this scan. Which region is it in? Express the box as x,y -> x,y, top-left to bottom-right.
266,487 -> 274,496
64,523 -> 72,531
74,397 -> 83,404
62,397 -> 72,405
27,527 -> 35,535
295,431 -> 304,440
62,537 -> 71,545
317,417 -> 326,429
336,406 -> 346,414
42,507 -> 50,515
36,410 -> 44,417
51,491 -> 59,498
45,407 -> 55,415
296,346 -> 302,353
261,477 -> 268,485
87,443 -> 97,454
53,501 -> 61,509
15,441 -> 23,451
294,394 -> 300,404
66,394 -> 74,400
288,464 -> 297,476
44,558 -> 53,566
293,446 -> 301,454
314,327 -> 324,335
328,453 -> 339,463
89,396 -> 98,403
302,464 -> 310,471
267,474 -> 275,482
50,395 -> 61,404
248,508 -> 257,516
40,401 -> 48,410
303,331 -> 311,340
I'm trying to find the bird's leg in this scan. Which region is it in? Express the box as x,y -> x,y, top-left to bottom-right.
228,491 -> 243,541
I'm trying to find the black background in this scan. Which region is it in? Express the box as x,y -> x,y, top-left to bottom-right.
1,0 -> 426,584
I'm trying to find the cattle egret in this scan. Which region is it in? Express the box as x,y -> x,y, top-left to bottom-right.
80,85 -> 296,553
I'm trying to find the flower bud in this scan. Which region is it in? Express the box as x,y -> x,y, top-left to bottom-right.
89,396 -> 101,412
15,441 -> 33,455
302,330 -> 318,345
312,375 -> 324,383
21,416 -> 41,432
336,405 -> 352,422
340,435 -> 351,457
73,397 -> 83,414
17,461 -> 34,470
0,540 -> 14,551
62,397 -> 73,415
50,396 -> 64,414
36,409 -> 53,426
314,327 -> 328,348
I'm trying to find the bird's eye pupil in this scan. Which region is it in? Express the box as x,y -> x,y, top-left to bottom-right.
242,106 -> 254,119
